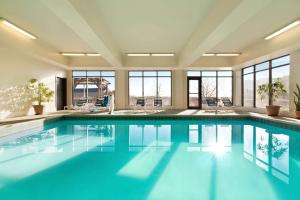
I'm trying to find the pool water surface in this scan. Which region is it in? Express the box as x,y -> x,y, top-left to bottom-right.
0,119 -> 299,200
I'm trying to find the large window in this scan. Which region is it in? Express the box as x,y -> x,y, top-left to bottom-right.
187,70 -> 233,108
129,71 -> 171,106
242,67 -> 254,107
255,62 -> 269,108
72,71 -> 115,105
242,55 -> 290,109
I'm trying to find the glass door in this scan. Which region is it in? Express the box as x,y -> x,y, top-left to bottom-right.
187,77 -> 202,109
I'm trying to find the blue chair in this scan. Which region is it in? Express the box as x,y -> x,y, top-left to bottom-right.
101,96 -> 109,107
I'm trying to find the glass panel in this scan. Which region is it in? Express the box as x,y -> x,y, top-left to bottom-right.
129,71 -> 143,76
256,127 -> 269,164
271,134 -> 289,175
87,77 -> 101,103
255,62 -> 269,71
101,71 -> 115,76
144,71 -> 157,76
272,56 -> 290,68
256,70 -> 269,108
244,125 -> 254,156
189,94 -> 199,107
73,77 -> 87,106
87,71 -> 100,77
129,77 -> 143,106
157,125 -> 171,147
187,71 -> 201,77
189,80 -> 199,93
102,77 -> 115,96
202,77 -> 217,108
218,71 -> 232,77
157,71 -> 171,76
243,67 -> 254,75
272,65 -> 289,109
189,125 -> 198,144
218,77 -> 232,106
144,77 -> 157,105
158,77 -> 171,106
243,73 -> 254,107
202,71 -> 217,76
73,71 -> 86,77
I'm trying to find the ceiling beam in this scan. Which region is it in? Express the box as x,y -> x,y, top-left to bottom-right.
41,0 -> 122,68
178,0 -> 274,67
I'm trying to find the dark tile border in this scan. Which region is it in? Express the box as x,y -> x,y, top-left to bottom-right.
41,114 -> 300,132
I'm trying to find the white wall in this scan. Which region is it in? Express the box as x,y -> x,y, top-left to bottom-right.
0,49 -> 66,119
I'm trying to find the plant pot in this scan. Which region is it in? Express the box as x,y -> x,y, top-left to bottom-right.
266,105 -> 280,116
295,111 -> 300,119
33,105 -> 44,115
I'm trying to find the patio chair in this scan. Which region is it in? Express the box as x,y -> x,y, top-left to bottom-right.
95,98 -> 103,107
206,97 -> 217,106
76,98 -> 88,107
221,97 -> 233,107
154,97 -> 162,108
136,98 -> 145,107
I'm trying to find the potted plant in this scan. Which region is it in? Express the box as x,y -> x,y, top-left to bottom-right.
257,79 -> 287,116
27,79 -> 54,115
294,84 -> 300,119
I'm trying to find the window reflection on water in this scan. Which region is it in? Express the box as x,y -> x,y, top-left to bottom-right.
0,122 -> 290,184
243,125 -> 289,183
129,125 -> 171,152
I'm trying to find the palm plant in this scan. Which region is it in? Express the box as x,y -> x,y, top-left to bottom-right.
257,79 -> 287,103
27,79 -> 54,105
294,84 -> 300,111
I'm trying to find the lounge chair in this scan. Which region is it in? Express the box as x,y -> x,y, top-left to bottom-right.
206,97 -> 217,106
136,98 -> 145,107
76,98 -> 88,107
95,98 -> 103,107
221,97 -> 233,107
154,97 -> 162,107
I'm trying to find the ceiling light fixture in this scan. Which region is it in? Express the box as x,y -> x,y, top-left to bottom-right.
1,18 -> 37,39
151,53 -> 175,57
216,53 -> 240,56
202,53 -> 216,56
265,20 -> 300,40
127,53 -> 151,57
61,53 -> 85,56
86,53 -> 101,56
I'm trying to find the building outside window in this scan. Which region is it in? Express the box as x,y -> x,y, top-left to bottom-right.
72,71 -> 115,106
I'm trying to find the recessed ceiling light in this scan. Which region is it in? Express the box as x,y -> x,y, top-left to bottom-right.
127,53 -> 151,57
151,53 -> 175,57
202,53 -> 215,56
216,53 -> 240,56
265,20 -> 300,40
61,53 -> 85,56
1,18 -> 37,39
86,53 -> 101,56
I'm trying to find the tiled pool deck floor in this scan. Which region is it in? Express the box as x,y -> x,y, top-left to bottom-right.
0,109 -> 300,124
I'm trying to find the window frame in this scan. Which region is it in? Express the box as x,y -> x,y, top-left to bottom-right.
187,70 -> 234,106
72,70 -> 115,105
241,55 -> 290,108
128,70 -> 172,106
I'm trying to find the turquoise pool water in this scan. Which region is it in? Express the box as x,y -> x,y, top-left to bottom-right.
0,119 -> 299,200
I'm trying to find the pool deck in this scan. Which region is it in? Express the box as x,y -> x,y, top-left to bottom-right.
0,109 -> 299,139
0,109 -> 299,125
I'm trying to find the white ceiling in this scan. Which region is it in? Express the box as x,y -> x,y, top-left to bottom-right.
210,0 -> 300,53
93,0 -> 216,53
0,0 -> 300,67
0,0 -> 94,52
